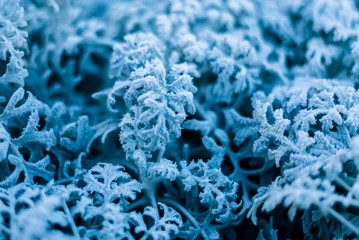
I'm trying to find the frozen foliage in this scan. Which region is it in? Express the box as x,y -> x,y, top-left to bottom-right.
247,80 -> 359,238
0,88 -> 56,186
0,0 -> 28,86
2,0 -> 359,239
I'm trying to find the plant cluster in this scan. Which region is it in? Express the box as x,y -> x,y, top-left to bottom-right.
1,0 -> 359,239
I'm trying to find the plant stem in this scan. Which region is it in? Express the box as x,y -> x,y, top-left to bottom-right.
126,197 -> 149,212
334,176 -> 352,192
327,207 -> 359,237
156,148 -> 165,163
146,188 -> 157,208
62,199 -> 81,240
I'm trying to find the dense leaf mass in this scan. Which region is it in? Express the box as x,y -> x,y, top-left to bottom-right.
2,0 -> 359,239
